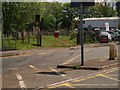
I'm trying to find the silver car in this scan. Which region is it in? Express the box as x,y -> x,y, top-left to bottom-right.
99,31 -> 112,43
107,31 -> 119,41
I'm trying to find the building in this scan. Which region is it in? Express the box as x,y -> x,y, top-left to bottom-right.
83,17 -> 120,30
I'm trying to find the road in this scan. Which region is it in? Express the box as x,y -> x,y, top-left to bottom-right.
2,46 -> 119,89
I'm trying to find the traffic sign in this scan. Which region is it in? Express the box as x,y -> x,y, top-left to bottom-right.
54,31 -> 59,38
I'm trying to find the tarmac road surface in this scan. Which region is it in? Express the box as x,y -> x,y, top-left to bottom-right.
2,46 -> 119,89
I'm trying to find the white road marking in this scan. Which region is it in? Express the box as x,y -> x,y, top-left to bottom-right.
49,68 -> 65,77
37,53 -> 48,55
16,74 -> 22,80
19,81 -> 26,88
16,74 -> 26,88
97,74 -> 120,82
62,55 -> 80,65
29,65 -> 37,70
46,67 -> 118,88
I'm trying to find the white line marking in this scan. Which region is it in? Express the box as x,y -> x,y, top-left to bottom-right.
98,74 -> 120,82
46,67 -> 118,88
29,65 -> 37,70
16,74 -> 26,88
37,53 -> 47,55
16,74 -> 22,80
62,55 -> 80,64
49,68 -> 65,77
19,81 -> 26,88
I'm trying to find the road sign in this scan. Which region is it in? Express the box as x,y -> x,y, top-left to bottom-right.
54,31 -> 59,38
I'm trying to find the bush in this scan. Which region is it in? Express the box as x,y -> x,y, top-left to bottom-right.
69,30 -> 77,40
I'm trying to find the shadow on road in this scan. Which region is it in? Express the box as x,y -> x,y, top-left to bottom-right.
35,71 -> 66,76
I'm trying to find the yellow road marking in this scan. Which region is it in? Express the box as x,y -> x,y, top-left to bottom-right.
48,75 -> 97,88
47,67 -> 118,88
72,84 -> 118,86
49,83 -> 74,88
29,65 -> 37,70
97,74 -> 120,82
104,75 -> 118,76
101,68 -> 118,75
73,75 -> 97,83
62,83 -> 75,88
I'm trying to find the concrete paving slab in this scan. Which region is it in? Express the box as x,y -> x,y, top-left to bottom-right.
57,58 -> 119,70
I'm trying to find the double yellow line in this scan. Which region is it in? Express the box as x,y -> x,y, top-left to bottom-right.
48,67 -> 118,88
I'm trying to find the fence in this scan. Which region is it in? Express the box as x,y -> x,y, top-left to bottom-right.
2,29 -> 116,51
1,30 -> 76,51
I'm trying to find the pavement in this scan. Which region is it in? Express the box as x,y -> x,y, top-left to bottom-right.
1,43 -> 115,57
57,58 -> 119,70
0,49 -> 31,57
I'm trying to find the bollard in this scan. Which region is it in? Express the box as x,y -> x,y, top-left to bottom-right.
109,43 -> 117,60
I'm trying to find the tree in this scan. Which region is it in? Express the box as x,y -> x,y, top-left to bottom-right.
116,1 -> 120,17
2,2 -> 35,34
86,3 -> 117,18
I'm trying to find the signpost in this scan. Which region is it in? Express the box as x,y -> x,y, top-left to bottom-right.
71,1 -> 95,66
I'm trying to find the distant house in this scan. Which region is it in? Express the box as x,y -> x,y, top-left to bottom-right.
83,17 -> 120,30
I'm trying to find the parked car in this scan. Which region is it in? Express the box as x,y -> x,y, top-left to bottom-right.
99,31 -> 112,43
107,31 -> 120,41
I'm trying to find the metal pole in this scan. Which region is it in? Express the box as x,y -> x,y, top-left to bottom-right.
80,3 -> 84,66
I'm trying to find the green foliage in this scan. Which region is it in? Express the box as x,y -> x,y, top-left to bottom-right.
69,30 -> 77,40
116,1 -> 120,16
2,2 -> 117,36
3,35 -> 76,50
85,3 -> 117,18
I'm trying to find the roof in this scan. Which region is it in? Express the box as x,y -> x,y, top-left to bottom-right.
83,17 -> 120,21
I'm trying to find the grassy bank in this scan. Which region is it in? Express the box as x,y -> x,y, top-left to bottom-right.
2,35 -> 76,50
